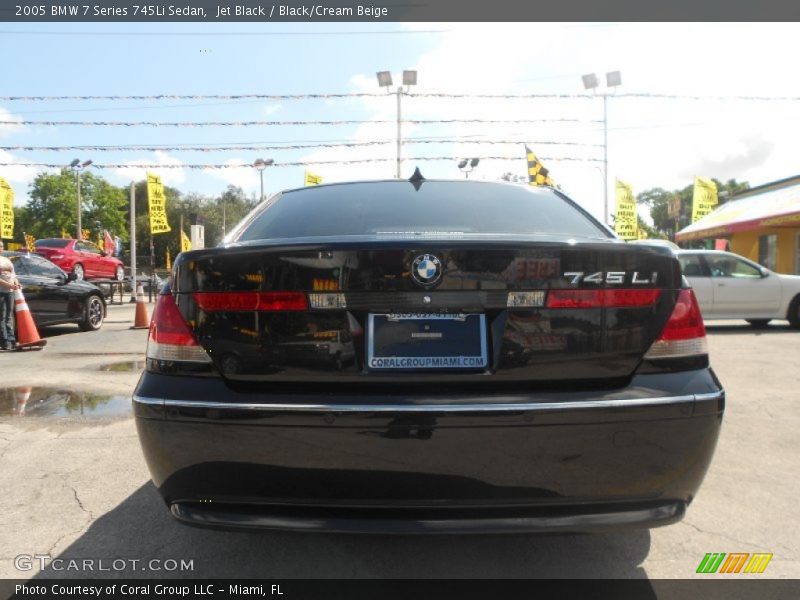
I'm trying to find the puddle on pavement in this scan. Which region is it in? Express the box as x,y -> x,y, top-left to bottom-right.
98,360 -> 146,372
0,387 -> 130,419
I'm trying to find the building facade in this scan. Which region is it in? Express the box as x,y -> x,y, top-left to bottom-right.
676,175 -> 800,275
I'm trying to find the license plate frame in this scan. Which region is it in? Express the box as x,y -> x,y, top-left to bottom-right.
366,313 -> 488,371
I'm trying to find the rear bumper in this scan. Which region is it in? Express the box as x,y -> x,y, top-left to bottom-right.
134,369 -> 724,533
169,499 -> 686,534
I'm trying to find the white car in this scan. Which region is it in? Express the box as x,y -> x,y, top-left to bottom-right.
677,250 -> 800,328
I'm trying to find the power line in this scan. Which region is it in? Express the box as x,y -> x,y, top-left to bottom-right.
0,118 -> 601,127
0,156 -> 602,169
0,140 -> 603,152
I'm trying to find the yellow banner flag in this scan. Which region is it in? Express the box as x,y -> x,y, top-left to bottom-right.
180,229 -> 192,252
81,229 -> 91,241
614,179 -> 638,241
692,176 -> 718,223
304,170 -> 322,186
147,173 -> 171,234
0,177 -> 14,239
165,247 -> 171,270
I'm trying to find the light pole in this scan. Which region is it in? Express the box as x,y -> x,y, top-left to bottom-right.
253,158 -> 274,203
377,69 -> 417,178
582,71 -> 621,225
69,158 -> 92,239
457,158 -> 480,179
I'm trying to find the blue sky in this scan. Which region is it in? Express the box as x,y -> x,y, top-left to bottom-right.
2,22 -> 800,223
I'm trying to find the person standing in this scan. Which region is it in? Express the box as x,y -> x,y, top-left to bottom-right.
0,240 -> 20,350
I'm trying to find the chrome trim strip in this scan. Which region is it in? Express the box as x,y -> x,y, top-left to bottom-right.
694,391 -> 725,402
132,396 -> 164,406
133,391 -> 723,414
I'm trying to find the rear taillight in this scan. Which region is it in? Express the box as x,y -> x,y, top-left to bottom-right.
192,291 -> 307,312
147,292 -> 211,363
644,289 -> 708,359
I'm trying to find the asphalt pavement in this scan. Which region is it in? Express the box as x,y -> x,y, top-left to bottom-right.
0,305 -> 797,579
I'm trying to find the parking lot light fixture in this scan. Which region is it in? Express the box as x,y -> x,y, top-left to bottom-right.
253,158 -> 274,203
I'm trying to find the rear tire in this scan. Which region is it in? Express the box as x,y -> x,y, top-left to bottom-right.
79,294 -> 105,331
73,263 -> 85,280
788,296 -> 800,329
746,319 -> 771,328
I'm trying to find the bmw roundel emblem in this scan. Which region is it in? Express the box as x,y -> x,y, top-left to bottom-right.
411,254 -> 442,286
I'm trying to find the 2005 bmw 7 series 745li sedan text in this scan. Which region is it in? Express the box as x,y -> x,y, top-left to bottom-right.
134,177 -> 724,534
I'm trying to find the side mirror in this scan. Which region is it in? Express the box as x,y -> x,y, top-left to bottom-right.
760,267 -> 770,278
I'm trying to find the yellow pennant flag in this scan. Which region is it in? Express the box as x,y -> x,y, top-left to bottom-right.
304,170 -> 322,186
614,179 -> 638,241
165,247 -> 171,270
692,176 -> 718,223
81,229 -> 91,241
0,177 -> 14,240
180,229 -> 192,252
61,229 -> 71,239
147,173 -> 171,234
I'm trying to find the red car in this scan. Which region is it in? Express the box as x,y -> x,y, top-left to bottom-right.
34,238 -> 125,281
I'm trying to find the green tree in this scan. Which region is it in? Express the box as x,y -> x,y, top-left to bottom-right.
25,169 -> 128,241
637,179 -> 750,240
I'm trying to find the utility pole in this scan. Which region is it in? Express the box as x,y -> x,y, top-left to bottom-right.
377,70 -> 417,179
396,87 -> 402,179
581,71 -> 621,225
603,93 -> 608,226
129,181 -> 137,302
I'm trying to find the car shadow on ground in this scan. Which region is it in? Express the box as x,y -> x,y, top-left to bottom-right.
705,322 -> 796,335
35,482 -> 654,580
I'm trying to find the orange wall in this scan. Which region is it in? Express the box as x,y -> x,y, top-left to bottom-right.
730,227 -> 799,274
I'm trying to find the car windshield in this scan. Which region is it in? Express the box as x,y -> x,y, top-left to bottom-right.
235,181 -> 609,241
35,239 -> 70,248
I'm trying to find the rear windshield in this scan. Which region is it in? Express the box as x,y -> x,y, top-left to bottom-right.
35,239 -> 70,248
236,181 -> 609,241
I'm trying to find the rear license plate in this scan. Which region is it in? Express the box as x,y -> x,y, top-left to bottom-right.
367,313 -> 488,370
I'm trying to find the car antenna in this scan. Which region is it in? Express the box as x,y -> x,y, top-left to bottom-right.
408,167 -> 425,191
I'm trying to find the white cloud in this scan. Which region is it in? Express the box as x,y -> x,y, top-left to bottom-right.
110,150 -> 188,186
0,106 -> 25,138
206,157 -> 263,196
298,23 -> 800,220
0,151 -> 49,203
262,103 -> 282,116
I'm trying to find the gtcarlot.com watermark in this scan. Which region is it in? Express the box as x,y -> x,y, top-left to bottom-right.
14,554 -> 194,572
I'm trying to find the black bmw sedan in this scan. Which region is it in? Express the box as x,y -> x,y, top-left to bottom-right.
134,178 -> 724,533
2,251 -> 106,331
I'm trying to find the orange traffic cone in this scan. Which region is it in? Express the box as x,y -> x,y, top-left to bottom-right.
131,284 -> 150,329
13,288 -> 46,350
13,386 -> 32,416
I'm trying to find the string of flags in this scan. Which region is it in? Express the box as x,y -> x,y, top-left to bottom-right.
0,118 -> 601,128
3,92 -> 796,101
0,156 -> 602,170
0,139 -> 604,152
